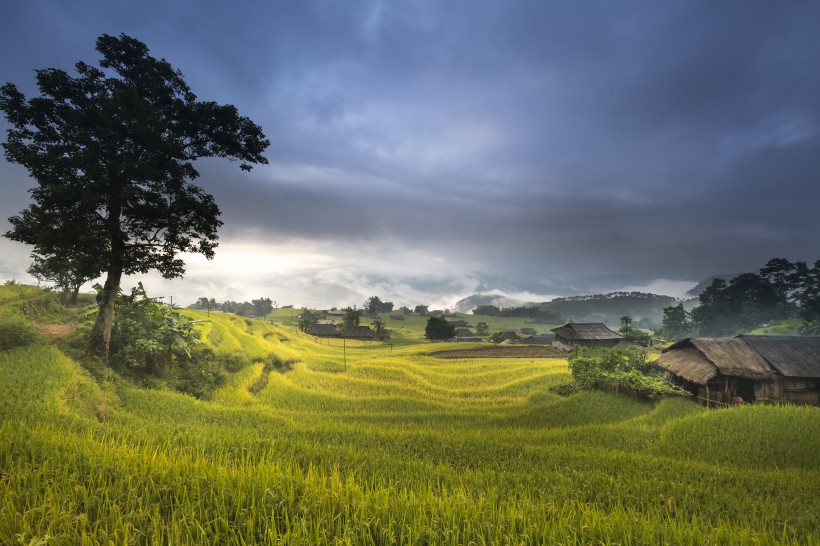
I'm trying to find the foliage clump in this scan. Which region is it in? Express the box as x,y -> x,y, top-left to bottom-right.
568,347 -> 686,399
0,314 -> 42,351
75,283 -> 226,398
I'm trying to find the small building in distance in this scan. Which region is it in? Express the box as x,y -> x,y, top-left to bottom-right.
656,335 -> 820,406
515,333 -> 556,345
453,328 -> 483,342
307,323 -> 340,338
551,322 -> 626,350
341,326 -> 379,341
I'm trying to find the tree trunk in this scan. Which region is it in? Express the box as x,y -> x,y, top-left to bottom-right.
89,265 -> 122,360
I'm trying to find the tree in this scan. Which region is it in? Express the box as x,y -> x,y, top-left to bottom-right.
1,34 -> 269,360
424,316 -> 455,341
251,297 -> 273,318
691,274 -> 780,336
619,315 -> 633,336
413,304 -> 428,315
342,307 -> 360,332
661,303 -> 693,340
297,308 -> 318,333
475,321 -> 490,336
371,318 -> 390,341
364,296 -> 394,315
27,250 -> 98,305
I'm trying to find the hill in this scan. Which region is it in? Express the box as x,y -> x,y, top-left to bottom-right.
1,285 -> 818,544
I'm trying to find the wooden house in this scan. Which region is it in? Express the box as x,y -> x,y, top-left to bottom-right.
453,328 -> 483,342
307,323 -> 340,338
551,323 -> 625,350
340,326 -> 379,341
515,333 -> 556,345
656,336 -> 820,406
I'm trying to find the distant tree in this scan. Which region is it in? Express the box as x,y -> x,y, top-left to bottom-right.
365,296 -> 394,315
475,321 -> 490,336
661,303 -> 693,340
297,308 -> 317,333
342,307 -> 360,332
473,305 -> 501,316
251,297 -> 274,317
691,273 -> 781,336
371,318 -> 390,341
0,34 -> 269,360
27,251 -> 97,305
425,316 -> 455,341
398,305 -> 411,315
619,316 -> 633,336
414,304 -> 429,315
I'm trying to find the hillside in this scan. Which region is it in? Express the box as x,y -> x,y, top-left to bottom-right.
1,285 -> 818,544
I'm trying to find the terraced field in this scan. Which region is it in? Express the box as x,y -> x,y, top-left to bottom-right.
1,286 -> 818,544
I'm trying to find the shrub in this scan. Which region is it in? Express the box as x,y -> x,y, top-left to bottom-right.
0,315 -> 41,350
568,347 -> 686,399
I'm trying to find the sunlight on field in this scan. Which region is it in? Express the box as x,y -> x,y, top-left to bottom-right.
1,298 -> 818,544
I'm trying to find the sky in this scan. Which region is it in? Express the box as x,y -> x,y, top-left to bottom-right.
1,1 -> 819,310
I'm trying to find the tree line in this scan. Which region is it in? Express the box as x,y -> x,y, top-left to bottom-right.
187,297 -> 275,318
661,258 -> 820,338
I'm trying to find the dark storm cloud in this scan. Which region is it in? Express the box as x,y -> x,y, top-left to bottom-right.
1,0 -> 819,302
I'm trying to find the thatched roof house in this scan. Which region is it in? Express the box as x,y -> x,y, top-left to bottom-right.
515,333 -> 556,345
656,336 -> 820,406
453,328 -> 483,342
551,323 -> 625,350
341,326 -> 379,340
307,323 -> 340,338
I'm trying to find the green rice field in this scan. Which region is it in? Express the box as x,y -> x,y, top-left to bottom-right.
1,286 -> 818,544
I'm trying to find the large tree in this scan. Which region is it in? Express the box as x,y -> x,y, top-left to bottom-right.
1,34 -> 269,359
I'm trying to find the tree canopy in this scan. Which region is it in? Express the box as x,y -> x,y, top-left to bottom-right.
1,34 -> 269,359
425,316 -> 455,341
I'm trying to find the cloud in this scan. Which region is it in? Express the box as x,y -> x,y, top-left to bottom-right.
1,1 -> 820,307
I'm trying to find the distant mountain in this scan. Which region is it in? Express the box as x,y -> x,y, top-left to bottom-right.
685,274 -> 740,297
456,291 -> 687,329
538,292 -> 678,329
452,293 -> 535,313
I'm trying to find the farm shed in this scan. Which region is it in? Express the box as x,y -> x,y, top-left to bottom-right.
551,323 -> 625,350
515,333 -> 556,345
656,336 -> 820,406
307,323 -> 340,338
452,328 -> 483,342
341,326 -> 379,340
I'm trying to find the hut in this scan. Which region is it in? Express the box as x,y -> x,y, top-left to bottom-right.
515,333 -> 556,345
340,326 -> 379,341
453,328 -> 483,342
551,323 -> 625,350
307,323 -> 340,338
656,336 -> 820,406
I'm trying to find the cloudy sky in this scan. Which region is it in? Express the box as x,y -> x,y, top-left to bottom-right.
1,1 -> 819,310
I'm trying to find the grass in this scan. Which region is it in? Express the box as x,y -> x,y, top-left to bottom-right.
0,286 -> 818,544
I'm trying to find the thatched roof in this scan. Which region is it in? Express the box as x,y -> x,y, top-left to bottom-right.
657,337 -> 776,384
551,323 -> 623,341
308,323 -> 340,337
515,333 -> 556,345
739,335 -> 820,378
454,327 -> 477,337
341,326 -> 378,340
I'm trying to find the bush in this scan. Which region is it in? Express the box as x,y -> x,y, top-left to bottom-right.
0,315 -> 41,350
568,347 -> 686,399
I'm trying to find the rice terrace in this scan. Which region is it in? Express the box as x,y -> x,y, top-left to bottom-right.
1,284 -> 818,545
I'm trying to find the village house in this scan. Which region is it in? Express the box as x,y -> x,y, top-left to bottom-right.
656,335 -> 820,406
452,328 -> 483,342
551,322 -> 626,350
